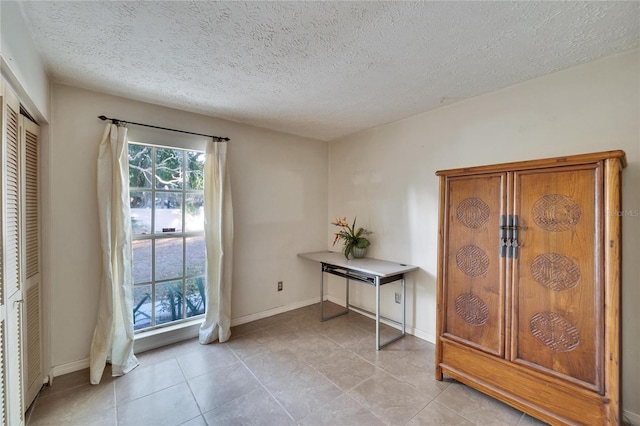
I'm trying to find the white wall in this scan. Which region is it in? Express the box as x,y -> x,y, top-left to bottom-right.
0,1 -> 50,121
328,50 -> 640,418
49,84 -> 328,369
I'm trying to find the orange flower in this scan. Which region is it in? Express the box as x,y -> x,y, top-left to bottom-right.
331,216 -> 348,227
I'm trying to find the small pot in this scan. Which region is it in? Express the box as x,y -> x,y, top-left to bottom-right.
351,246 -> 367,258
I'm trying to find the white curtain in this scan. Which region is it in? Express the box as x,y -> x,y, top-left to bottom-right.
89,123 -> 139,384
199,142 -> 234,344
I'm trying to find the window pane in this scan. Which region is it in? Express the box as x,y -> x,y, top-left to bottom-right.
187,151 -> 205,190
186,236 -> 205,276
129,143 -> 205,331
186,277 -> 206,318
155,238 -> 183,281
185,193 -> 204,232
132,240 -> 152,284
133,285 -> 152,330
155,281 -> 183,325
155,148 -> 183,190
154,193 -> 183,233
130,191 -> 152,235
129,144 -> 153,189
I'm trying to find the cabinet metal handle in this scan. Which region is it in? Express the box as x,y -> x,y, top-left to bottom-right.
499,215 -> 525,258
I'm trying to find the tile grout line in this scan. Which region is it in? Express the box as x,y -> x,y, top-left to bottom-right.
31,304 -> 544,426
246,328 -> 388,426
179,350 -> 213,421
115,355 -> 188,408
301,316 -> 437,426
252,329 -> 366,423
293,341 -> 392,426
231,352 -> 298,423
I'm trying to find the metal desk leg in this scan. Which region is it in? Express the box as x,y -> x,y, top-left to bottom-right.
346,272 -> 350,311
320,265 -> 325,321
375,276 -> 380,350
402,278 -> 406,337
374,275 -> 406,350
320,264 -> 349,322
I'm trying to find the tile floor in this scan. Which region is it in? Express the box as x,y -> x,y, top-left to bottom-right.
26,302 -> 547,425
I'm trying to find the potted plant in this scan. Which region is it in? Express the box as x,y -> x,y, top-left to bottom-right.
331,216 -> 373,259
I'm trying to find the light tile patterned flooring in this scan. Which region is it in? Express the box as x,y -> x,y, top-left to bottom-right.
26,302 -> 547,425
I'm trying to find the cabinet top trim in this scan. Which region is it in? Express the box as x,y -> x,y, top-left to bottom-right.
435,150 -> 626,176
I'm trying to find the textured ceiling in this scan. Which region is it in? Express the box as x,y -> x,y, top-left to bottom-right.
21,1 -> 640,141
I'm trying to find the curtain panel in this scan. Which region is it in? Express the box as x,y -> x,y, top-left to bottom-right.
199,141 -> 234,344
89,123 -> 139,384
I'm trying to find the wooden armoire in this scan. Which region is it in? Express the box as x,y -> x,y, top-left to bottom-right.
435,151 -> 625,425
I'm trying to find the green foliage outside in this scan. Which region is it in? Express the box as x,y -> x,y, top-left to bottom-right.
128,142 -> 207,330
128,143 -> 205,191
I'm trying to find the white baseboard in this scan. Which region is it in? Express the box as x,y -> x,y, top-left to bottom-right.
325,295 -> 345,307
49,358 -> 90,381
326,295 -> 435,344
49,297 -> 322,379
410,327 -> 435,344
230,296 -> 321,327
134,296 -> 323,352
50,296 -> 636,424
624,409 -> 640,425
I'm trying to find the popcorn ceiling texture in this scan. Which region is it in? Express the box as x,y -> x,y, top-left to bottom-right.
22,1 -> 640,141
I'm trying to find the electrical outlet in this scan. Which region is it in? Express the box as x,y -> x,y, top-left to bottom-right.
278,281 -> 283,291
395,292 -> 401,304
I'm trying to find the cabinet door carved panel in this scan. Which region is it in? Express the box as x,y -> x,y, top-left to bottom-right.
436,151 -> 624,426
444,174 -> 505,356
513,165 -> 602,391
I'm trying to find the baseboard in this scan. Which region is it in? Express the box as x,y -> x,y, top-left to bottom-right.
230,296 -> 321,327
624,409 -> 640,425
50,296 -> 636,422
410,327 -> 435,344
326,295 -> 435,344
49,358 -> 90,381
325,295 -> 345,307
49,297 -> 322,379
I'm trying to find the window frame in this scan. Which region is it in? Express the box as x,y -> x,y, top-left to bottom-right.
129,141 -> 207,332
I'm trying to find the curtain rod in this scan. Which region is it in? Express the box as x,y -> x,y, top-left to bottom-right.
98,115 -> 230,142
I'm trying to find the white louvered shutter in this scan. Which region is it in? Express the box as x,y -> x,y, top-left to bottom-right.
0,84 -> 6,426
21,116 -> 42,408
3,84 -> 24,426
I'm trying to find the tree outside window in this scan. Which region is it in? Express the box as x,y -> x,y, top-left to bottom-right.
129,143 -> 206,331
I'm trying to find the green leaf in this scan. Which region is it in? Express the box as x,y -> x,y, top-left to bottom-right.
355,237 -> 370,249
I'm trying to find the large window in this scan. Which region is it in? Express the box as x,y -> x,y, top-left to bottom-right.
128,143 -> 206,331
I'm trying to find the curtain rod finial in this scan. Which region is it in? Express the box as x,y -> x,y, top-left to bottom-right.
98,115 -> 108,121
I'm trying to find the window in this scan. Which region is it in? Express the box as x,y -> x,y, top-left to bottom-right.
128,143 -> 206,331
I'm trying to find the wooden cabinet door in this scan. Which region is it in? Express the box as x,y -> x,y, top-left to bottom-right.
443,173 -> 506,356
512,164 -> 603,392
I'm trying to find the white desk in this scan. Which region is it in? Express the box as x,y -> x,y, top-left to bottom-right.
298,251 -> 418,350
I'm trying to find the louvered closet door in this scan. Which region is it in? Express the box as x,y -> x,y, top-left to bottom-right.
443,173 -> 506,356
0,82 -> 8,426
512,164 -> 602,392
3,84 -> 24,425
21,116 -> 41,409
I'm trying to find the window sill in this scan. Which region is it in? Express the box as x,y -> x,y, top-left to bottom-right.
134,318 -> 202,354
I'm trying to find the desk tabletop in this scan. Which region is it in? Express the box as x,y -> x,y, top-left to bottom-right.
298,251 -> 418,277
